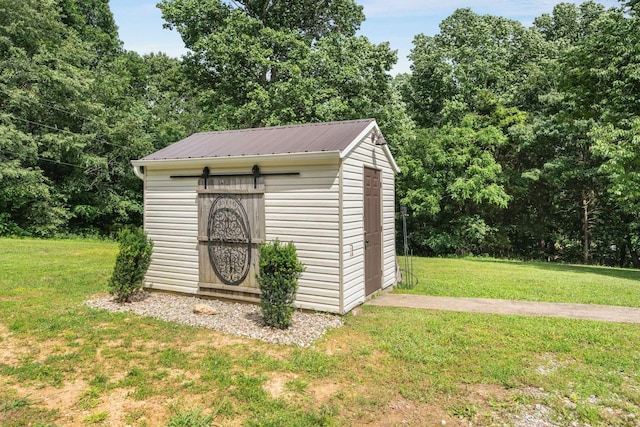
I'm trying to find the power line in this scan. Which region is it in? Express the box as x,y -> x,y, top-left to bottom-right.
4,112 -> 136,171
1,88 -> 131,151
8,114 -> 130,150
0,87 -> 97,123
37,156 -> 86,169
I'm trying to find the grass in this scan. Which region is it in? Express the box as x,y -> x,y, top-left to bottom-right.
398,256 -> 640,307
1,238 -> 639,426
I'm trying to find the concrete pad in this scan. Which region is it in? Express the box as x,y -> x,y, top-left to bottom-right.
367,294 -> 640,324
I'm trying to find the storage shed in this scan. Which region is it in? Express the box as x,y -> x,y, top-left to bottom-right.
131,119 -> 399,314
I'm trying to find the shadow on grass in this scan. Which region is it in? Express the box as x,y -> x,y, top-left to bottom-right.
463,257 -> 640,282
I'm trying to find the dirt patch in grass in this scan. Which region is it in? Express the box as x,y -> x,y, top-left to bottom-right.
308,378 -> 343,402
0,324 -> 30,366
0,325 -> 76,366
461,383 -> 511,406
262,373 -> 346,403
9,380 -> 88,426
360,396 -> 469,426
322,326 -> 378,356
95,388 -> 169,426
323,332 -> 359,355
263,372 -> 299,399
167,367 -> 201,382
0,331 -> 71,371
7,379 -> 173,426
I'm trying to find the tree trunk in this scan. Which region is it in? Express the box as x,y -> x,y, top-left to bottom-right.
581,189 -> 593,264
619,240 -> 627,268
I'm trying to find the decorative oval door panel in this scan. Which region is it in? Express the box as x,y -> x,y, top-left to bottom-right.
207,195 -> 251,286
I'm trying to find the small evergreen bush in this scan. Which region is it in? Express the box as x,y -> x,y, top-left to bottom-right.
108,227 -> 153,303
257,239 -> 304,329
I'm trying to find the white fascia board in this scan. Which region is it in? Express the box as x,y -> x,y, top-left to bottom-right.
339,120 -> 401,174
382,144 -> 401,174
131,150 -> 341,170
340,121 -> 377,160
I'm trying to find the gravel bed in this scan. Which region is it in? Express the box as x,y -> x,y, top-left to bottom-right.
84,291 -> 343,347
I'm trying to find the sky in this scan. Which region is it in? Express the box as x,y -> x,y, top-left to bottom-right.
110,0 -> 621,75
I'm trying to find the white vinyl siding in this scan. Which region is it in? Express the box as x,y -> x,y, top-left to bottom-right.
341,134 -> 397,313
143,167 -> 200,294
263,163 -> 342,313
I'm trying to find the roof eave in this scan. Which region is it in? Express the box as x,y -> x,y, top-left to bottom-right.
131,150 -> 341,168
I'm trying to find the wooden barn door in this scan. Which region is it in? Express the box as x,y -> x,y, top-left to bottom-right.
364,167 -> 382,296
197,176 -> 264,297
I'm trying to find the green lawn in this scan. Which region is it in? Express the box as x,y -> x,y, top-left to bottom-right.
399,256 -> 640,307
1,238 -> 639,426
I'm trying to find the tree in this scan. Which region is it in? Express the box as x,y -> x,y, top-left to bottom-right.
406,8 -> 550,127
0,0 -> 158,236
141,53 -> 207,149
58,0 -> 122,59
401,10 -> 545,257
501,1 -> 637,265
396,95 -> 516,256
0,0 -> 93,235
490,1 -> 617,264
157,0 -> 405,134
561,3 -> 640,266
400,2 -> 640,266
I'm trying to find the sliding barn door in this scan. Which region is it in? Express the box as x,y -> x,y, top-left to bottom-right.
197,176 -> 264,291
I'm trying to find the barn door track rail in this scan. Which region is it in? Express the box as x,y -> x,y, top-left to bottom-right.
171,165 -> 300,189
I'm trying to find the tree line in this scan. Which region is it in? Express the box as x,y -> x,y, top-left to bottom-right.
1,0 -> 638,267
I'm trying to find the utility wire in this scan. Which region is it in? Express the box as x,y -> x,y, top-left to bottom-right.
2,91 -> 139,173
0,87 -> 97,123
4,113 -> 133,170
8,114 -> 130,150
1,88 -> 131,151
37,156 -> 86,169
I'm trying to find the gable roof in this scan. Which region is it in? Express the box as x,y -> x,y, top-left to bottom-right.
140,119 -> 377,161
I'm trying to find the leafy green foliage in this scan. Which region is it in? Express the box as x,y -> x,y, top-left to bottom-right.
401,2 -> 640,265
58,0 -> 122,59
108,228 -> 153,303
397,97 -> 516,256
1,0 -> 412,240
158,0 -> 408,136
257,240 -> 304,329
0,0 -> 194,237
406,8 -> 549,128
556,5 -> 640,266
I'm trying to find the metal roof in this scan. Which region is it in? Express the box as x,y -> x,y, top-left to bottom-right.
140,119 -> 377,161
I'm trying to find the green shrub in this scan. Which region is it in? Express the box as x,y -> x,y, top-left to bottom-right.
108,227 -> 153,303
257,239 -> 304,329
